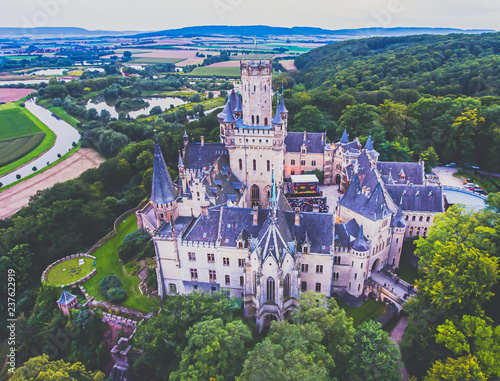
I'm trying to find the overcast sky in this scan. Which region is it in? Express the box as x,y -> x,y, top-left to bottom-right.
2,0 -> 499,31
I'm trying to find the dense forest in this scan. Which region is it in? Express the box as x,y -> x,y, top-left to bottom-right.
273,32 -> 500,171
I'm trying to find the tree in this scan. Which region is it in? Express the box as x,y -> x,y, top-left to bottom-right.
348,320 -> 401,381
150,105 -> 162,115
420,146 -> 439,172
99,109 -> 111,121
435,315 -> 500,378
11,355 -> 106,381
132,291 -> 234,379
294,105 -> 329,132
378,100 -> 408,140
292,291 -> 355,378
170,318 -> 252,381
238,321 -> 335,381
424,355 -> 486,381
123,51 -> 132,60
190,93 -> 201,102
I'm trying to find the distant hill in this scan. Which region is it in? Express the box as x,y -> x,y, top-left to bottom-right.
0,27 -> 141,37
294,32 -> 500,98
131,25 -> 496,38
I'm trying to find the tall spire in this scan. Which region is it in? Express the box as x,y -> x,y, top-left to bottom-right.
234,92 -> 243,113
178,150 -> 183,167
272,94 -> 283,125
393,198 -> 406,228
365,134 -> 374,151
183,128 -> 188,139
278,87 -> 288,114
341,128 -> 349,144
151,134 -> 177,205
270,167 -> 277,217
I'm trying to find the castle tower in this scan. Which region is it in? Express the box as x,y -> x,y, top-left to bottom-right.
240,60 -> 273,126
348,225 -> 370,299
388,202 -> 406,268
221,60 -> 285,208
151,134 -> 179,227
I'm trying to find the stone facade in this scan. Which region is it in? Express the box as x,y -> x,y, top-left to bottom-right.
137,60 -> 445,331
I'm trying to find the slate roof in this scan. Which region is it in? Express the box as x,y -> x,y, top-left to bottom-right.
285,132 -> 326,153
157,216 -> 192,238
234,93 -> 243,112
352,225 -> 370,252
184,142 -> 228,171
365,135 -> 374,151
57,290 -> 77,306
339,174 -> 391,221
385,185 -> 444,213
151,135 -> 178,204
377,162 -> 424,185
285,211 -> 333,254
392,202 -> 407,228
218,208 -> 268,247
272,100 -> 283,124
334,218 -> 360,248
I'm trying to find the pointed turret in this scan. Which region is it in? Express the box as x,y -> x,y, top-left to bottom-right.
151,135 -> 177,205
270,168 -> 277,216
234,93 -> 243,113
278,89 -> 288,114
183,127 -> 188,148
353,225 -> 370,252
272,95 -> 283,125
393,200 -> 406,228
229,89 -> 238,114
178,150 -> 184,168
341,129 -> 349,144
365,134 -> 374,151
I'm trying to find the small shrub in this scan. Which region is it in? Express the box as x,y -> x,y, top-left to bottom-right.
100,275 -> 127,303
16,174 -> 21,179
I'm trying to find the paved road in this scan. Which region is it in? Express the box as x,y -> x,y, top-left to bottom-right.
390,315 -> 410,381
432,166 -> 463,187
0,149 -> 104,220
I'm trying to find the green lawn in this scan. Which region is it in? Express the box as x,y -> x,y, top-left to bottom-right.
187,66 -> 241,78
338,299 -> 387,327
82,215 -> 157,313
46,257 -> 96,286
49,106 -> 80,129
397,261 -> 420,285
0,103 -> 56,176
0,103 -> 42,140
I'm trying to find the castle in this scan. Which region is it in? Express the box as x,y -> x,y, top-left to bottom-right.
137,60 -> 444,332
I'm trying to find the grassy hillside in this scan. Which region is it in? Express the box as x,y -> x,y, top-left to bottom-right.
295,32 -> 500,98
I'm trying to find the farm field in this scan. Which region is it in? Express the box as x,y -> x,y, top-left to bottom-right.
0,103 -> 56,176
280,59 -> 297,70
0,88 -> 36,103
0,102 -> 42,140
187,66 -> 241,77
131,57 -> 184,64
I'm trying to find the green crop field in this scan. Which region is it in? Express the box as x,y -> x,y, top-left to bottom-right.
187,66 -> 241,77
0,103 -> 56,177
131,57 -> 184,64
0,103 -> 43,140
3,55 -> 38,60
0,133 -> 45,167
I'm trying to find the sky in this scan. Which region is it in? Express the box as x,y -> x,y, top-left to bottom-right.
1,0 -> 499,31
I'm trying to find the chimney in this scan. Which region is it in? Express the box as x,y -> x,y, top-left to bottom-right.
303,130 -> 307,141
201,136 -> 205,147
201,205 -> 209,218
252,205 -> 258,226
295,208 -> 300,226
313,204 -> 319,213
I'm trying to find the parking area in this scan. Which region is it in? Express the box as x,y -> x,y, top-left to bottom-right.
432,166 -> 463,187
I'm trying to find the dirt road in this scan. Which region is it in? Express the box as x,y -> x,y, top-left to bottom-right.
0,149 -> 105,220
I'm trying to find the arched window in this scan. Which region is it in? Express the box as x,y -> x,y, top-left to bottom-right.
253,159 -> 257,171
267,190 -> 270,200
253,271 -> 257,295
264,117 -> 268,125
267,277 -> 275,302
426,216 -> 431,222
267,160 -> 270,172
284,274 -> 290,299
251,185 -> 260,201
252,115 -> 255,124
419,216 -> 423,222
239,158 -> 243,171
257,115 -> 260,125
254,85 -> 256,92
291,169 -> 295,175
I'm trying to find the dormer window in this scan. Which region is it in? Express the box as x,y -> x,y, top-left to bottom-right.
303,246 -> 309,254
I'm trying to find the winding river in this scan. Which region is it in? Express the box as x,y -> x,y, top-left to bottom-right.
0,98 -> 81,187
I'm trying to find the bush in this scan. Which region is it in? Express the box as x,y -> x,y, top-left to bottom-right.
52,98 -> 63,107
100,275 -> 127,302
